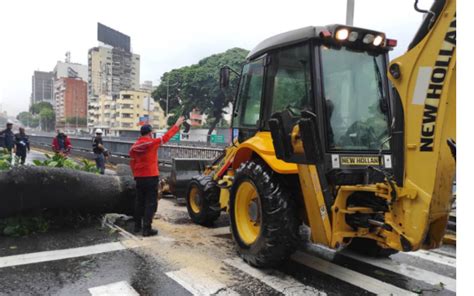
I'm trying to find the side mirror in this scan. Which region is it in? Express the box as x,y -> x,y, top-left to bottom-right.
219,67 -> 230,89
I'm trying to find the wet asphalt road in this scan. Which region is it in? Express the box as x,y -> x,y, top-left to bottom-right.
0,225 -> 190,296
0,197 -> 456,296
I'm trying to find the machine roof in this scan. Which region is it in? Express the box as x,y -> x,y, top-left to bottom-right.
247,26 -> 326,60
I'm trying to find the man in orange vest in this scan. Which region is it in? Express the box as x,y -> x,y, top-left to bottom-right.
129,116 -> 185,236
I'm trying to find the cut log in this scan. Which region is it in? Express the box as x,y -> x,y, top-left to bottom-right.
0,166 -> 136,218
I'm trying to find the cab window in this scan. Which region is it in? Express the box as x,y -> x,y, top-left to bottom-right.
266,45 -> 312,117
233,59 -> 264,128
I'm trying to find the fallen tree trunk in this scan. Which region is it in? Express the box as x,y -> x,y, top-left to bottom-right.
0,166 -> 136,218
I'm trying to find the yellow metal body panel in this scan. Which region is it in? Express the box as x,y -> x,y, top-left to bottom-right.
387,0 -> 456,249
219,188 -> 230,211
233,131 -> 298,174
297,164 -> 332,245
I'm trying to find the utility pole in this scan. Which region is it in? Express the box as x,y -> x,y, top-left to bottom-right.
346,0 -> 355,26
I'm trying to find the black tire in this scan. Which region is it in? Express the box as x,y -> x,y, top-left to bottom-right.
348,238 -> 398,257
186,175 -> 221,226
229,161 -> 299,268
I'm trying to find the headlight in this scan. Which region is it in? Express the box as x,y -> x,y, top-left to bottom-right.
348,31 -> 359,42
363,34 -> 375,44
373,35 -> 384,46
335,29 -> 349,40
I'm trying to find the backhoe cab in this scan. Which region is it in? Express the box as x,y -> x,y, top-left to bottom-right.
192,0 -> 455,268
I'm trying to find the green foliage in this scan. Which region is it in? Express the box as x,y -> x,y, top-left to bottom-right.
17,111 -> 40,128
30,102 -> 53,115
0,149 -> 19,171
29,102 -> 55,131
65,117 -> 87,126
0,215 -> 49,237
39,108 -> 55,132
33,153 -> 99,174
152,47 -> 249,131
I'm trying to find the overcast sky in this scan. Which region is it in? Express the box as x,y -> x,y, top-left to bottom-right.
0,0 -> 434,116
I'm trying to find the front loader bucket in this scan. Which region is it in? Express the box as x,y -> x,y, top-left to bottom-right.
169,158 -> 211,198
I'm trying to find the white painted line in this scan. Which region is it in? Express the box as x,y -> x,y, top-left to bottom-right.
430,248 -> 456,259
165,266 -> 231,296
104,221 -> 140,241
342,251 -> 456,292
291,251 -> 417,296
0,242 -> 125,269
412,67 -> 432,105
89,281 -> 139,296
402,250 -> 456,268
225,258 -> 326,295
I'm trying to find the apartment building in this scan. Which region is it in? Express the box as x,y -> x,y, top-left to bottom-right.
89,91 -> 165,137
54,78 -> 88,129
87,46 -> 140,128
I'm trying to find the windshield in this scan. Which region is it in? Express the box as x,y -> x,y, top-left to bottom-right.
320,46 -> 390,151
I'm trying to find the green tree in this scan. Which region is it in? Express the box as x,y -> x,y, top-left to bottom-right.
30,102 -> 53,115
65,117 -> 87,127
39,108 -> 55,132
30,102 -> 55,131
152,47 -> 249,141
16,111 -> 39,128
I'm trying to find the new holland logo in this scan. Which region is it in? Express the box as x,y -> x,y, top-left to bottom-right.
340,156 -> 380,166
420,13 -> 456,152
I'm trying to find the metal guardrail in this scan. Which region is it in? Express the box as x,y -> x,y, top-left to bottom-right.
29,135 -> 225,163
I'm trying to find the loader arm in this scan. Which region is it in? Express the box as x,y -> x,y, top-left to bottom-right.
388,0 -> 456,248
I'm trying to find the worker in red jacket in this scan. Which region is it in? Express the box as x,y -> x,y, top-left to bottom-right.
129,116 -> 185,236
52,130 -> 72,156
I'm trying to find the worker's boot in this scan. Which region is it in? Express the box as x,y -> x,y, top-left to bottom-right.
142,226 -> 158,237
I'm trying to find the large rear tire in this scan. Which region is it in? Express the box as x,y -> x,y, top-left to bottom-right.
348,238 -> 398,257
229,161 -> 299,268
186,175 -> 221,226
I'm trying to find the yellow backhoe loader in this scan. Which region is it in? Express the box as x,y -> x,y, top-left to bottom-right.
186,0 -> 455,267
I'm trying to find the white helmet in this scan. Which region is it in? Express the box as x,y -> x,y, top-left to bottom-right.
95,128 -> 103,134
6,120 -> 13,125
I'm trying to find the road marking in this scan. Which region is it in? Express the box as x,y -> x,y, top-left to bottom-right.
401,249 -> 456,268
430,248 -> 456,259
224,258 -> 326,295
102,219 -> 175,244
342,251 -> 456,292
88,281 -> 139,296
291,251 -> 417,296
165,266 -> 232,296
0,242 -> 125,269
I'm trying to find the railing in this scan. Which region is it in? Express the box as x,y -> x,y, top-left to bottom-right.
29,135 -> 225,164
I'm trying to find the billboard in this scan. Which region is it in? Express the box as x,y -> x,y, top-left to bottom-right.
97,23 -> 130,52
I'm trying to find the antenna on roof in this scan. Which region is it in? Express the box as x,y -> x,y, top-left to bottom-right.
65,51 -> 71,63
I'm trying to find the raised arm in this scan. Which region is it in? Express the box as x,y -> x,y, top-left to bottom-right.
153,116 -> 185,146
